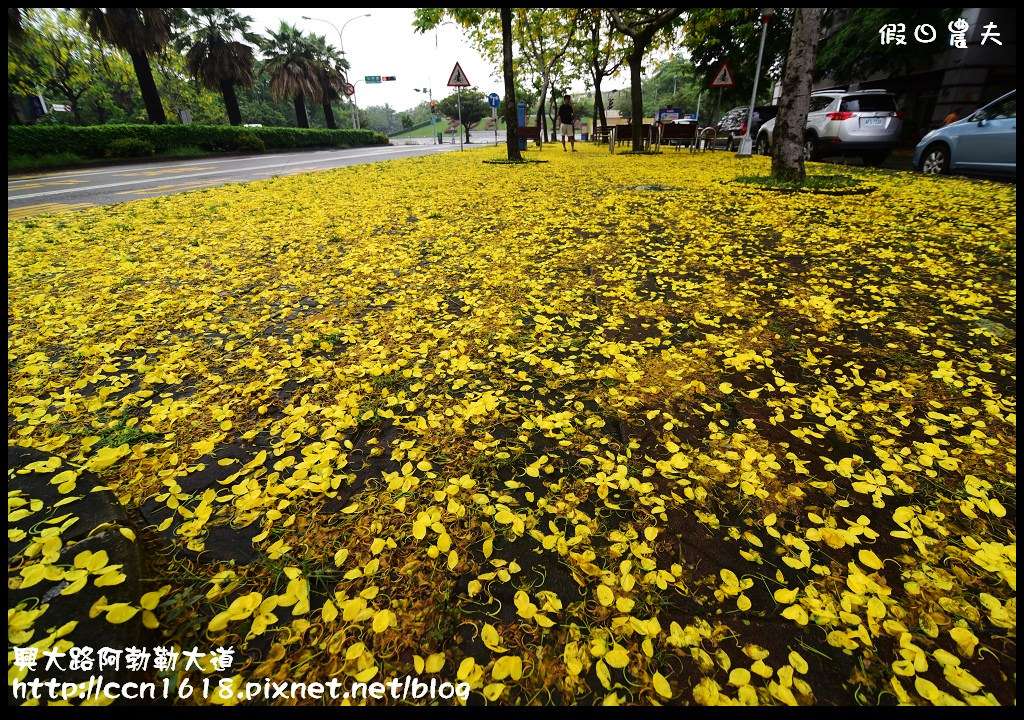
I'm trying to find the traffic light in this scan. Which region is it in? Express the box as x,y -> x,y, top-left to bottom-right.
430,100 -> 436,113
382,76 -> 397,82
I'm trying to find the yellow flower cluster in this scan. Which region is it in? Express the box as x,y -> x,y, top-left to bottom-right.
8,143 -> 1016,705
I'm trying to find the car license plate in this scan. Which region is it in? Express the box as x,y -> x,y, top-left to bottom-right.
864,117 -> 884,126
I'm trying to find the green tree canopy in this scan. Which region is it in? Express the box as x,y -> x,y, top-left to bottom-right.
179,8 -> 259,126
815,8 -> 962,84
78,8 -> 177,124
436,87 -> 489,142
681,8 -> 792,113
260,21 -> 320,128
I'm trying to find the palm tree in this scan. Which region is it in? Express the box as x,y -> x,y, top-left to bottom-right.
308,34 -> 350,130
179,8 -> 258,126
78,8 -> 174,124
261,21 -> 319,129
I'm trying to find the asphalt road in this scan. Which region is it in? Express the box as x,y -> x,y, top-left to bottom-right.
8,137 -> 920,220
8,143 -> 468,219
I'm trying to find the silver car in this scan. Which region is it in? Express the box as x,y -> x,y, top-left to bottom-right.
756,89 -> 903,166
914,90 -> 1016,178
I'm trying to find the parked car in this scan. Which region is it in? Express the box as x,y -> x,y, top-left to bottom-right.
914,89 -> 1016,178
756,89 -> 903,166
715,105 -> 778,151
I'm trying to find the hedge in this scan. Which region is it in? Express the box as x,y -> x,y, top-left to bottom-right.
7,124 -> 389,159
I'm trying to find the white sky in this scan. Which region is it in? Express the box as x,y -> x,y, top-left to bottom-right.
240,7 -> 628,112
242,7 -> 506,112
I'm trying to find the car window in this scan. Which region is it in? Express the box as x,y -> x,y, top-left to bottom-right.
840,95 -> 898,112
809,97 -> 835,112
975,95 -> 1016,121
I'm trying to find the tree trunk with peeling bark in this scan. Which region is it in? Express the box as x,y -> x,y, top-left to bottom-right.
771,8 -> 823,182
501,7 -> 522,161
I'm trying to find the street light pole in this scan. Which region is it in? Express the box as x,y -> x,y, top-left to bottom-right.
352,79 -> 364,131
737,8 -> 773,157
302,13 -> 371,130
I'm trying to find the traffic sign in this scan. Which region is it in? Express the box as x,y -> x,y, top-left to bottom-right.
343,83 -> 356,97
447,62 -> 470,87
365,75 -> 382,84
487,92 -> 500,108
711,62 -> 735,88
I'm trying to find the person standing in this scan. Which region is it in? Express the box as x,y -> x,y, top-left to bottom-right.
559,95 -> 577,152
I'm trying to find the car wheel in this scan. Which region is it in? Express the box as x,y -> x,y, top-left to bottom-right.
756,135 -> 770,156
862,151 -> 888,167
802,137 -> 818,162
920,144 -> 950,175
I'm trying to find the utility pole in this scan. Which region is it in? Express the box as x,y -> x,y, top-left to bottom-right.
303,13 -> 371,130
737,9 -> 773,157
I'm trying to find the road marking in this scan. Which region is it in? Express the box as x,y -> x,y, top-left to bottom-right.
7,145 -> 451,190
9,202 -> 95,219
7,179 -> 86,190
118,165 -> 209,177
116,180 -> 219,196
10,145 -> 451,201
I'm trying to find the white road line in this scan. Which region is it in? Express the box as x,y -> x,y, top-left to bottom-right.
9,145 -> 451,200
6,146 -> 445,185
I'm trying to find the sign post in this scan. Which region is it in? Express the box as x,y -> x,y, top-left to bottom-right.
487,93 -> 500,145
448,62 -> 470,151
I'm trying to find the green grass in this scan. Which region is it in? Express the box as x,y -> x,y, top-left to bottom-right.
391,124 -> 446,139
8,152 -> 88,174
734,173 -> 866,193
391,118 -> 506,139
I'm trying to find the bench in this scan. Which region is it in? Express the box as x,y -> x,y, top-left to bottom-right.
613,124 -> 656,150
515,125 -> 543,149
659,122 -> 698,151
591,124 -> 614,144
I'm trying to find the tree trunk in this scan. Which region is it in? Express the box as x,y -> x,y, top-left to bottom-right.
9,93 -> 21,125
294,92 -> 309,128
592,72 -> 607,131
771,8 -> 824,182
322,99 -> 336,130
220,78 -> 242,126
535,78 -> 548,141
501,7 -> 522,161
129,48 -> 166,124
629,48 -> 644,148
548,86 -> 559,139
71,99 -> 82,126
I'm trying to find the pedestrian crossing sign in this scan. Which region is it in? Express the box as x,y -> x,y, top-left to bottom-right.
447,62 -> 470,87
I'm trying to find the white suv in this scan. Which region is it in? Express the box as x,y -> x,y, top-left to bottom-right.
756,89 -> 903,166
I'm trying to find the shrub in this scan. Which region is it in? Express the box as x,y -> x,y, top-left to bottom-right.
235,133 -> 266,153
9,125 -> 390,162
105,138 -> 156,158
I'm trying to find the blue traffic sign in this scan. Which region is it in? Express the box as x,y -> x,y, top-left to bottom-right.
487,93 -> 500,108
